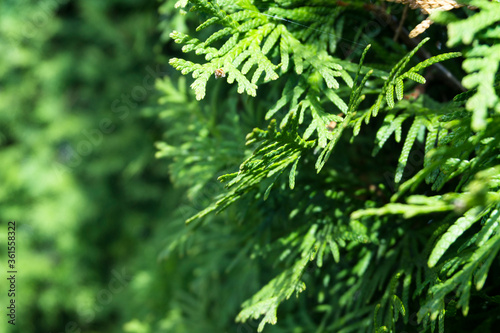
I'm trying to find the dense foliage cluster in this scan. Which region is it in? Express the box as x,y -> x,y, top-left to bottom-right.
163,0 -> 500,332
0,0 -> 499,332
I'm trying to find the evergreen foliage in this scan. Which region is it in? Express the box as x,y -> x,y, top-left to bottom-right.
2,0 -> 500,332
161,0 -> 500,332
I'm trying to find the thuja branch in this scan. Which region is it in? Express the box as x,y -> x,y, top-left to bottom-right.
363,2 -> 466,93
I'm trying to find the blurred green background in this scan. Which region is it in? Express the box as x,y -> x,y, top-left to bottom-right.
0,1 -> 196,332
0,0 -> 267,331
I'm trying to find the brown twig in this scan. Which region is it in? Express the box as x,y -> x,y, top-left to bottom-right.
363,3 -> 466,93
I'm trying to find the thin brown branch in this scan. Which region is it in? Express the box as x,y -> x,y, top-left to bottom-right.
363,3 -> 466,93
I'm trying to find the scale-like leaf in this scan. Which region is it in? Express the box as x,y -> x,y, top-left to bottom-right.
428,207 -> 484,267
